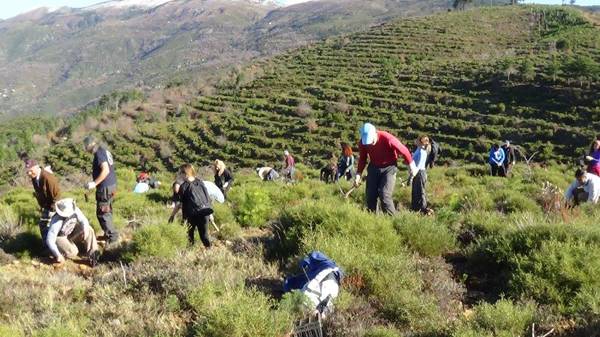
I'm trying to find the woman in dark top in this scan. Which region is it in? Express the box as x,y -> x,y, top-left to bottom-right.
213,159 -> 234,196
337,143 -> 355,181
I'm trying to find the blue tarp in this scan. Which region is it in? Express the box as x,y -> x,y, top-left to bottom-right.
283,251 -> 343,292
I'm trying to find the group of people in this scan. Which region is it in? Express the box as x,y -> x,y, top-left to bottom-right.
24,135 -> 118,267
488,141 -> 516,177
22,125 -> 599,267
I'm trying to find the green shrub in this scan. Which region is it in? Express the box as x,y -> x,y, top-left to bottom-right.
213,203 -> 241,240
33,323 -> 85,337
468,224 -> 600,316
493,190 -> 540,214
127,223 -> 188,260
453,299 -> 535,337
188,282 -> 293,337
0,325 -> 24,337
229,185 -> 274,227
363,326 -> 402,337
0,204 -> 20,241
393,213 -> 457,256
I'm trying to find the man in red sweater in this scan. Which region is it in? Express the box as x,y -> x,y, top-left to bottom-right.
354,123 -> 419,215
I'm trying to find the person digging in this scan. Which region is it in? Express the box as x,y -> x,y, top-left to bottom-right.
46,198 -> 100,267
354,123 -> 419,215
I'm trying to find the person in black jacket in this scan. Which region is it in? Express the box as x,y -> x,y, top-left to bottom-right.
501,141 -> 516,176
213,159 -> 234,197
170,164 -> 212,248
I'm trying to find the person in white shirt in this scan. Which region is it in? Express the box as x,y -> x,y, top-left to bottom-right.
411,136 -> 432,214
565,169 -> 600,206
46,198 -> 100,266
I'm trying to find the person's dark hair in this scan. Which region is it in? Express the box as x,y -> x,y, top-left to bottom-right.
575,168 -> 585,179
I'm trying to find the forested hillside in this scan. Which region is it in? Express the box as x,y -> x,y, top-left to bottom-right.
36,6 -> 600,179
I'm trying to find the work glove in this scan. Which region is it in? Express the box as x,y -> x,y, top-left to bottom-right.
55,255 -> 65,264
586,156 -> 594,161
85,181 -> 97,190
353,174 -> 362,187
223,182 -> 229,189
409,161 -> 419,178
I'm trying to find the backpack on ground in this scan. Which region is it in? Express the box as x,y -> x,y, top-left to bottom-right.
181,180 -> 214,217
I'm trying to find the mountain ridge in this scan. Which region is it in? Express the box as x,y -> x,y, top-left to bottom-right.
0,0 -> 454,118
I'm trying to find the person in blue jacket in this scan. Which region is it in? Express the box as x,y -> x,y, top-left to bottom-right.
489,144 -> 506,177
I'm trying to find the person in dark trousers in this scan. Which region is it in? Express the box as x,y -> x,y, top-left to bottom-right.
425,138 -> 440,169
170,164 -> 212,248
337,143 -> 355,181
489,144 -> 506,177
283,150 -> 296,182
213,159 -> 234,197
83,136 -> 120,245
411,136 -> 431,214
355,123 -> 419,215
25,159 -> 61,242
501,141 -> 516,176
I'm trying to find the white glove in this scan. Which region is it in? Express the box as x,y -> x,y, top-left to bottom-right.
85,181 -> 97,190
56,255 -> 65,264
409,161 -> 419,177
586,156 -> 594,161
354,174 -> 362,187
223,182 -> 229,189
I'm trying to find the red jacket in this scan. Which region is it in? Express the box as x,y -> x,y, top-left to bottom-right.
357,130 -> 412,174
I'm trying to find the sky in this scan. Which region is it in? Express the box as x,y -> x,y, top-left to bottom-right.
1,0 -> 599,19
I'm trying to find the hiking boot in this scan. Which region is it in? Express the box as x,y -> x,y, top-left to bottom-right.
89,250 -> 101,267
105,237 -> 121,250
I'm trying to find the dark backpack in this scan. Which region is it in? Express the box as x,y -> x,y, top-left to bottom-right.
427,140 -> 441,166
180,180 -> 213,218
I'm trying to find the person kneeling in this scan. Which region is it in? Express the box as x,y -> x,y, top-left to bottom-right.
46,198 -> 100,267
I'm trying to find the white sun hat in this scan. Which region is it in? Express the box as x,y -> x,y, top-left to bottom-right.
55,198 -> 76,218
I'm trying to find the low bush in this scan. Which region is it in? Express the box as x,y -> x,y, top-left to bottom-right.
453,299 -> 535,337
126,222 -> 187,260
212,203 -> 241,240
468,224 -> 600,316
393,213 -> 457,256
188,282 -> 293,337
363,326 -> 402,337
229,185 -> 274,227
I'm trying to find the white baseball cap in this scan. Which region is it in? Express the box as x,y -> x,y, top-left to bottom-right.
360,123 -> 377,145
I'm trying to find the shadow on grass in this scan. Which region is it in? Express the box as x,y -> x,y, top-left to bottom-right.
245,276 -> 284,300
0,231 -> 44,258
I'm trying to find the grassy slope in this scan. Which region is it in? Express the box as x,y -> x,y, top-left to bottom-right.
1,165 -> 599,337
39,5 -> 600,180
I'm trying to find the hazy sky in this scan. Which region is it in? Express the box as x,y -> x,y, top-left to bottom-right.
1,0 -> 599,19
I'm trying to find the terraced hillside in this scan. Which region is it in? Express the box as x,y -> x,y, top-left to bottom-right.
35,6 -> 600,177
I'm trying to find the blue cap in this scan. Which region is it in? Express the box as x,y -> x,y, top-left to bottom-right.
360,123 -> 377,145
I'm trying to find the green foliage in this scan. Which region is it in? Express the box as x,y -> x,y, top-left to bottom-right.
468,224 -> 600,315
127,223 -> 188,260
213,203 -> 241,240
363,326 -> 402,337
393,213 -> 457,256
33,324 -> 85,337
0,324 -> 24,337
453,299 -> 535,337
188,282 -> 293,337
229,185 -> 274,227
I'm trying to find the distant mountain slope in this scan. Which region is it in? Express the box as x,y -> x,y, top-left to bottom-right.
35,5 -> 599,181
0,0 -> 449,118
